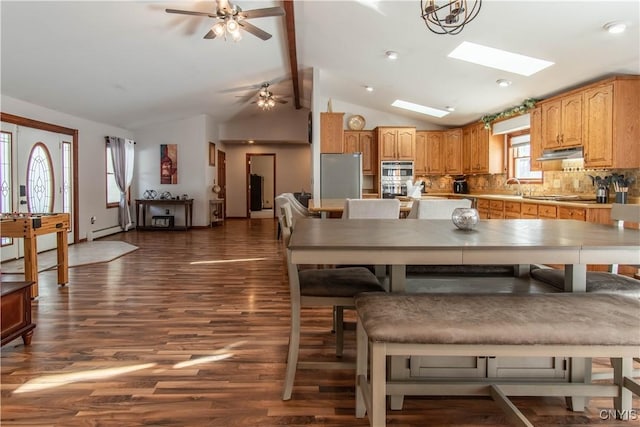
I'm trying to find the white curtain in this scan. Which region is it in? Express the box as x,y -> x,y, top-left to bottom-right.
107,136 -> 135,231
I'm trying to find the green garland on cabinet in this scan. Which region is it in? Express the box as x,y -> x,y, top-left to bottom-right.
481,98 -> 539,129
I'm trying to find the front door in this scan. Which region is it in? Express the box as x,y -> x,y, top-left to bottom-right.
0,122 -> 74,261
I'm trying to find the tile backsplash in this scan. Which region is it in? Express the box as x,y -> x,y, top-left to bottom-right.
419,168 -> 639,200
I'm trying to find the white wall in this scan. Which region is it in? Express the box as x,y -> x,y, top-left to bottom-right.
225,143 -> 311,218
133,114 -> 214,227
219,107 -> 309,143
1,95 -> 133,240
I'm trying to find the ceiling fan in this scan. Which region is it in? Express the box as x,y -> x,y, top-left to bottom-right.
165,0 -> 285,41
252,84 -> 288,110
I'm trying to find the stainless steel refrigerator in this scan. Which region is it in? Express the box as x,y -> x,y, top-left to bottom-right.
320,153 -> 362,199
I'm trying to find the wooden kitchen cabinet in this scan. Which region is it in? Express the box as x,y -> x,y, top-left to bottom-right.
320,112 -> 344,153
521,203 -> 538,218
462,122 -> 504,174
538,205 -> 558,219
558,206 -> 586,221
425,131 -> 443,174
541,93 -> 582,149
377,127 -> 415,161
344,130 -> 376,175
443,129 -> 463,175
489,200 -> 505,219
414,131 -> 428,175
504,201 -> 521,219
529,107 -> 543,171
582,78 -> 640,169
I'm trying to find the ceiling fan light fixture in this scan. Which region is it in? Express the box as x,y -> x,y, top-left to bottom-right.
212,22 -> 226,37
231,30 -> 242,41
226,18 -> 240,33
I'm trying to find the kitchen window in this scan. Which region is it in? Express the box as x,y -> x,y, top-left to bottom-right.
507,132 -> 542,183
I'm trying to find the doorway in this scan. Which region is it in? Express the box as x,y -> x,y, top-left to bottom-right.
246,153 -> 275,219
1,115 -> 78,262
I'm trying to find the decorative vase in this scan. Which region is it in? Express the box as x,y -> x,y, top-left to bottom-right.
451,208 -> 479,231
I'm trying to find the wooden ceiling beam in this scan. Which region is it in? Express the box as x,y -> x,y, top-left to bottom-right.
283,0 -> 301,109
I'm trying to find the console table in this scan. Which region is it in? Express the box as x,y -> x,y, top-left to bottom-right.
0,213 -> 70,298
135,199 -> 193,231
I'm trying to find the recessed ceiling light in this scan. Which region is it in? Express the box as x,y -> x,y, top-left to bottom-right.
365,86 -> 374,92
603,21 -> 627,34
391,100 -> 450,118
385,50 -> 398,60
445,106 -> 456,112
247,140 -> 255,144
448,41 -> 554,77
496,79 -> 512,88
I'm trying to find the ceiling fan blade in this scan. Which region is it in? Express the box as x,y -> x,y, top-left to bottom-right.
275,99 -> 288,104
165,9 -> 216,18
239,21 -> 271,40
240,7 -> 285,19
203,29 -> 217,39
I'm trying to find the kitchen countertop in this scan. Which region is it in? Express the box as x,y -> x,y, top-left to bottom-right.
422,192 -> 616,208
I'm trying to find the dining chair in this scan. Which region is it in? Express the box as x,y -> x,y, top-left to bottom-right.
406,198 -> 472,219
275,193 -> 319,239
530,203 -> 640,299
278,202 -> 385,400
341,198 -> 401,219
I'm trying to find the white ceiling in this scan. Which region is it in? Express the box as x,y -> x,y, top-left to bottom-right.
2,1 -> 639,131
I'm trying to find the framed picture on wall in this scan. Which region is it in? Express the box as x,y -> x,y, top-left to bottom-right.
160,144 -> 178,184
209,142 -> 216,166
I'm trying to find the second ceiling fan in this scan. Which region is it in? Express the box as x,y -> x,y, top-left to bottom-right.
166,0 -> 285,41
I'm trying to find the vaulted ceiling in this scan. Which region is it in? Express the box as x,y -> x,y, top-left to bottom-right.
2,1 -> 639,131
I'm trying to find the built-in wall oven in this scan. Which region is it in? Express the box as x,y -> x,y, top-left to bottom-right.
380,161 -> 414,198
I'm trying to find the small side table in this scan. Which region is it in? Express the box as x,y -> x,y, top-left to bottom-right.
210,199 -> 225,226
1,281 -> 36,346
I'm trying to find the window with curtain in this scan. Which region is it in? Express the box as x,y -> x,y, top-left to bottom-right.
106,144 -> 120,207
508,133 -> 542,182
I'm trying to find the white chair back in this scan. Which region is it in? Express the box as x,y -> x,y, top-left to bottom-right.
611,203 -> 640,228
407,198 -> 472,219
342,198 -> 401,219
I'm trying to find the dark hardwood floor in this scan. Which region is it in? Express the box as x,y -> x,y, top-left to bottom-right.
1,219 -> 637,426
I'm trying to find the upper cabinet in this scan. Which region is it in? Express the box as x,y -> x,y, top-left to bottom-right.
425,131 -> 444,174
320,112 -> 345,153
463,122 -> 504,175
443,129 -> 463,175
377,127 -> 415,161
529,107 -> 543,172
415,129 -> 463,176
344,130 -> 376,175
582,79 -> 639,169
536,75 -> 639,169
415,131 -> 428,175
541,93 -> 583,149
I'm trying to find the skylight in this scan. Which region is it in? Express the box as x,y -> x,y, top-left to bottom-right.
448,42 -> 554,76
391,100 -> 450,118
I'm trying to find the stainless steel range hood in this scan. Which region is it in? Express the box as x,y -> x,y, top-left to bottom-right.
536,147 -> 583,161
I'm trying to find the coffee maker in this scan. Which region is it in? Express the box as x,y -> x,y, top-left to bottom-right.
453,176 -> 469,194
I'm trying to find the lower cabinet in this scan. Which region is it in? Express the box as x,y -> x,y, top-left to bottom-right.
409,356 -> 567,380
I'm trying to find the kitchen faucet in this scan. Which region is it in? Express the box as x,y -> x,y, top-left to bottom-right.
506,177 -> 523,196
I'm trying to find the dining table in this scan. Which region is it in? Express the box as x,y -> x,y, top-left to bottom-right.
288,218 -> 640,292
287,217 -> 640,411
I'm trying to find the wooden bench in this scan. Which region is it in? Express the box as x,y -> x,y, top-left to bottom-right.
355,293 -> 640,427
